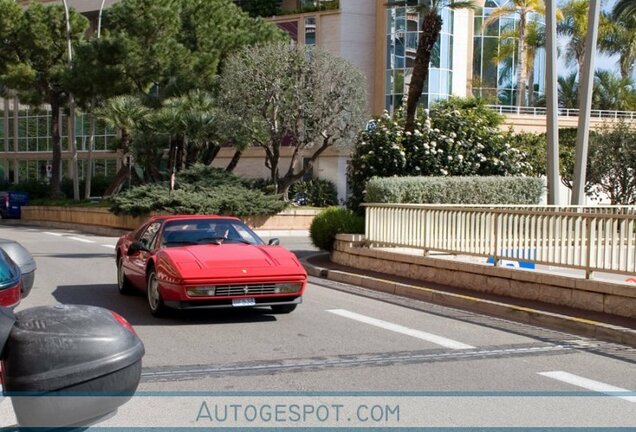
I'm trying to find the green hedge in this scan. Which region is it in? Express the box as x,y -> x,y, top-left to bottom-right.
365,176 -> 545,204
310,207 -> 365,252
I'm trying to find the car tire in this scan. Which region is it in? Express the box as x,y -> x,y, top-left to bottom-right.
147,269 -> 168,318
271,304 -> 297,314
117,257 -> 134,295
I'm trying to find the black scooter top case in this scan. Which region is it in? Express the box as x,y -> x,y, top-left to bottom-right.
2,303 -> 144,393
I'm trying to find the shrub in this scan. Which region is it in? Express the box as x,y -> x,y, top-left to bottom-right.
310,207 -> 364,252
289,178 -> 338,207
365,176 -> 545,205
110,165 -> 287,217
347,97 -> 532,213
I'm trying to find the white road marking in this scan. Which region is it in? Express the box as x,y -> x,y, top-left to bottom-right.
102,244 -> 115,249
539,371 -> 636,403
68,236 -> 95,243
327,309 -> 474,350
44,232 -> 63,236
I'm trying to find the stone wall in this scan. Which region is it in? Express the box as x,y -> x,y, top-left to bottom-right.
21,206 -> 319,232
332,234 -> 636,319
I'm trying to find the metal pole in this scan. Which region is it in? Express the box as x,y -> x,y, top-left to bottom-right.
572,0 -> 601,205
62,0 -> 80,201
545,0 -> 559,205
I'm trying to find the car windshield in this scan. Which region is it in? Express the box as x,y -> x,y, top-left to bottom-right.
160,218 -> 265,248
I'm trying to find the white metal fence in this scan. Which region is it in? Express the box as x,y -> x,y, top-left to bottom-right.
486,105 -> 636,120
364,204 -> 636,278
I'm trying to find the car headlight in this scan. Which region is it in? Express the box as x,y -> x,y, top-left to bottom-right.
277,282 -> 303,293
187,286 -> 216,297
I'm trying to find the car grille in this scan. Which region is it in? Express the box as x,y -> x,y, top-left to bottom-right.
213,283 -> 278,297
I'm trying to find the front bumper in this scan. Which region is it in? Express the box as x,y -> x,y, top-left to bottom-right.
164,295 -> 302,310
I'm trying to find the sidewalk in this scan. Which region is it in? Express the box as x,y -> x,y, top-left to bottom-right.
301,252 -> 636,348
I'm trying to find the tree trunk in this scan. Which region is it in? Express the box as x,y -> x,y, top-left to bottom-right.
49,95 -> 64,198
225,149 -> 242,172
102,131 -> 130,197
201,144 -> 221,165
405,10 -> 443,133
101,165 -> 129,197
516,13 -> 527,107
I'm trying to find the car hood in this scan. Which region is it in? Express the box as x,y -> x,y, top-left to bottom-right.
161,244 -> 306,280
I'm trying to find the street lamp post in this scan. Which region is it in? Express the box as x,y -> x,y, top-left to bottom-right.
572,0 -> 601,205
84,0 -> 107,199
545,0 -> 559,205
62,0 -> 79,201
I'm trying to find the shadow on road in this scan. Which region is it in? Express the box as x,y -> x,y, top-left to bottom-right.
52,284 -> 279,326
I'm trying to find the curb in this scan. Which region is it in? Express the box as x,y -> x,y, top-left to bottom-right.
301,254 -> 636,348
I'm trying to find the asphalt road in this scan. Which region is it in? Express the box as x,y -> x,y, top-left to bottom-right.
0,224 -> 635,429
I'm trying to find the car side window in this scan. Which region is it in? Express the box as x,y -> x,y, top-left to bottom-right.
139,222 -> 162,248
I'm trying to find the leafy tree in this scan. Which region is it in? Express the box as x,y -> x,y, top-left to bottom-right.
234,0 -> 281,17
99,0 -> 286,100
0,0 -> 21,91
587,121 -> 636,204
219,41 -> 367,199
509,129 -> 577,188
389,0 -> 475,132
0,3 -> 88,197
485,0 -> 546,107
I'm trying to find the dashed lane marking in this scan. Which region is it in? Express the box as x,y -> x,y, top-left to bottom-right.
539,371 -> 636,403
327,309 -> 475,350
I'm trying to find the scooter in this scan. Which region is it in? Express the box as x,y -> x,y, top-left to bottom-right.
0,303 -> 145,429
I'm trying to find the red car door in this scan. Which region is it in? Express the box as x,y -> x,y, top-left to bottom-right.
125,221 -> 162,289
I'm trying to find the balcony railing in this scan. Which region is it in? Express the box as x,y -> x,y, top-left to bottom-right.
364,204 -> 636,279
486,105 -> 636,120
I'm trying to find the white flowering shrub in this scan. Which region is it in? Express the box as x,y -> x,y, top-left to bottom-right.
347,98 -> 533,212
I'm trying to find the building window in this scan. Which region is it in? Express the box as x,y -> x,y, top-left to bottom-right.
304,17 -> 316,45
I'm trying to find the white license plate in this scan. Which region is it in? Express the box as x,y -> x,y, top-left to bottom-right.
232,297 -> 256,307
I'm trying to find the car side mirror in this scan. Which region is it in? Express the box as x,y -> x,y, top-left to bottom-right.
268,238 -> 280,246
127,241 -> 149,256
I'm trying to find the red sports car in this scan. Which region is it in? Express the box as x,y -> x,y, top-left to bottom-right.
115,215 -> 307,317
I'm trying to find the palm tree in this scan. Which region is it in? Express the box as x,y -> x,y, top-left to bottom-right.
389,0 -> 475,132
484,0 -> 546,108
599,14 -> 636,80
558,0 -> 612,85
97,95 -> 150,197
492,19 -> 545,106
592,69 -> 636,111
613,0 -> 636,19
558,71 -> 579,108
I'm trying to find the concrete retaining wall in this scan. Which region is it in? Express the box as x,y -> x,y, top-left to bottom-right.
332,234 -> 636,319
21,206 -> 319,232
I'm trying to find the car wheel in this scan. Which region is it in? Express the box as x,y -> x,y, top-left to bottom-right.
147,269 -> 167,318
117,257 -> 134,295
271,304 -> 297,314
